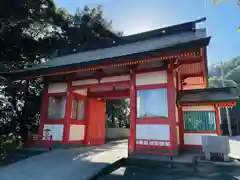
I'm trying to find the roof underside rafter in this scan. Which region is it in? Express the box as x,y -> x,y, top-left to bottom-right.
178,53 -> 206,90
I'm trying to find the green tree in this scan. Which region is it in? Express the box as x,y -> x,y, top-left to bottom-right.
209,76 -> 237,88
0,1 -> 126,160
0,0 -> 67,160
225,65 -> 240,85
208,57 -> 240,135
106,99 -> 130,128
208,57 -> 240,87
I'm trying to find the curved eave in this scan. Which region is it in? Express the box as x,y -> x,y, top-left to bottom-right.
180,99 -> 239,104
0,36 -> 211,80
178,86 -> 240,108
180,100 -> 238,108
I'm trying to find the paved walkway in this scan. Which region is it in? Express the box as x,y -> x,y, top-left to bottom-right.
0,140 -> 128,180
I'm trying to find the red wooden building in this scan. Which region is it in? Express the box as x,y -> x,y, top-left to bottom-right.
2,18 -> 239,156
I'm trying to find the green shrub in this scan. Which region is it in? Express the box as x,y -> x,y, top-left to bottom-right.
0,134 -> 22,160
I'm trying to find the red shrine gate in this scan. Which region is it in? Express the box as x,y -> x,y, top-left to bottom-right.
40,64 -> 179,154
38,46 -> 208,155
1,18 -> 238,156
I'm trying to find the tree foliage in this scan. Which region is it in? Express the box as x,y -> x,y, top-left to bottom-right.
208,76 -> 237,88
106,99 -> 130,128
0,1 -> 126,160
208,57 -> 240,135
209,56 -> 240,88
0,0 -> 67,160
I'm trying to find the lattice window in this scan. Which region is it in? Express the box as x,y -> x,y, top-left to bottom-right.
71,100 -> 84,120
47,96 -> 66,120
183,111 -> 216,131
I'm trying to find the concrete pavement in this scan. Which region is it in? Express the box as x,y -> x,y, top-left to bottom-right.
0,140 -> 128,180
98,161 -> 240,180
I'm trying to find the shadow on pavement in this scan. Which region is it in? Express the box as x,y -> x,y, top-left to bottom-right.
0,140 -> 128,180
0,157 -> 111,180
92,158 -> 240,180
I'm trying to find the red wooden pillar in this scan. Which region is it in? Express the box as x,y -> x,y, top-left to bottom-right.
215,106 -> 221,136
38,83 -> 48,139
84,96 -> 89,144
63,84 -> 73,143
178,106 -> 184,147
201,48 -> 208,88
167,67 -> 178,154
175,66 -> 185,148
128,70 -> 136,154
176,68 -> 184,148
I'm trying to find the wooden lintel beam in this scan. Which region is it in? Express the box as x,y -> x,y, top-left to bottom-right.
180,72 -> 204,80
178,58 -> 202,65
88,89 -> 130,99
173,59 -> 202,69
70,81 -> 130,91
71,71 -> 129,81
128,64 -> 138,70
183,83 -> 204,86
70,66 -> 167,82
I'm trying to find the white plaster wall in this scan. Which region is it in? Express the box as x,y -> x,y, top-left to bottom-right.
43,124 -> 64,141
176,106 -> 179,123
174,74 -> 177,89
69,125 -> 85,141
72,75 -> 130,86
182,106 -> 215,112
184,133 -> 217,145
48,83 -> 67,93
74,89 -> 87,96
176,126 -> 180,145
218,107 -> 222,124
115,84 -> 129,90
90,86 -> 113,92
72,79 -> 98,86
100,75 -> 130,83
136,71 -> 167,85
136,124 -> 170,141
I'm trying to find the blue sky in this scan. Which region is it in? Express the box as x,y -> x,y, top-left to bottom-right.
55,0 -> 240,65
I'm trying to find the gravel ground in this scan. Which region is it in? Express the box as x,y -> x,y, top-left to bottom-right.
98,163 -> 240,180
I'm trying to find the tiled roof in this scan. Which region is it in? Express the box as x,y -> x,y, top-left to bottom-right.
178,87 -> 239,103
0,18 -> 210,78
27,29 -> 207,71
